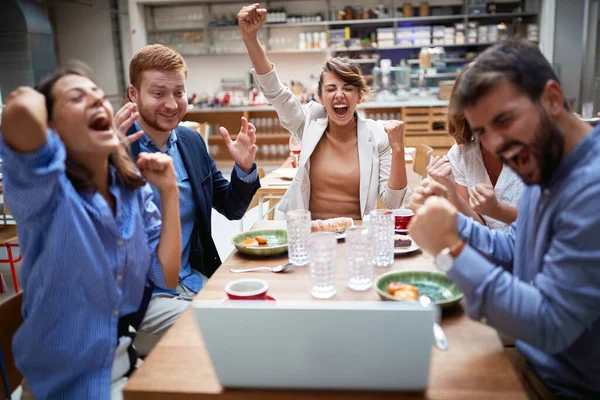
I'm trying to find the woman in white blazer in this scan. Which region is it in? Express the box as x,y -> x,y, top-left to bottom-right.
237,4 -> 411,219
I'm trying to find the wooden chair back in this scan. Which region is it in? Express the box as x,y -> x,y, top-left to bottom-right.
0,292 -> 23,397
413,144 -> 433,180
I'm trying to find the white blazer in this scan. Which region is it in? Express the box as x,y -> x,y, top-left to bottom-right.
252,66 -> 411,217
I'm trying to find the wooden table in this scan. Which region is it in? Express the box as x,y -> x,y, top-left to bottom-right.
124,220 -> 527,400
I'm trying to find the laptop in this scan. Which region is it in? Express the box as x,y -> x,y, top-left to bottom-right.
192,300 -> 436,391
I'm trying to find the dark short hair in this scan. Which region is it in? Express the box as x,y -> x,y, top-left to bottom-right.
453,40 -> 566,110
317,57 -> 369,97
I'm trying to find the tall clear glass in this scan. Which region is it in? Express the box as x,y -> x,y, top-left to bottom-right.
346,226 -> 374,291
286,209 -> 311,266
369,209 -> 394,267
308,232 -> 337,299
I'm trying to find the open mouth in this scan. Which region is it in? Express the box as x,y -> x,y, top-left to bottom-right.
159,113 -> 178,119
88,113 -> 112,132
499,143 -> 535,176
332,104 -> 348,118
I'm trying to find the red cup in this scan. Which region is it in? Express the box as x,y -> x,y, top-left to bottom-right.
225,279 -> 269,300
392,209 -> 414,231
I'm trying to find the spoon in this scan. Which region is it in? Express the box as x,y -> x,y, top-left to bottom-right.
419,295 -> 449,351
229,263 -> 294,273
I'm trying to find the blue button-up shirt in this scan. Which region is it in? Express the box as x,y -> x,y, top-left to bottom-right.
449,125 -> 600,398
1,130 -> 165,398
137,124 -> 258,294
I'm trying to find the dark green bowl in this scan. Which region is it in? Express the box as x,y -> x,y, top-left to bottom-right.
232,229 -> 288,257
375,270 -> 463,308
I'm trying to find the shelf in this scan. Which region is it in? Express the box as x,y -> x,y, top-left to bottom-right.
351,58 -> 380,64
268,48 -> 329,55
334,42 -> 496,52
410,72 -> 460,79
266,21 -> 329,28
148,27 -> 206,34
467,12 -> 537,20
407,58 -> 466,64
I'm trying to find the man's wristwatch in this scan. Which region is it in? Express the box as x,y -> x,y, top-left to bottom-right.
434,240 -> 465,272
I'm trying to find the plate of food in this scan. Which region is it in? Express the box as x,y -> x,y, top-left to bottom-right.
311,217 -> 354,240
394,234 -> 420,255
375,270 -> 463,308
231,229 -> 288,257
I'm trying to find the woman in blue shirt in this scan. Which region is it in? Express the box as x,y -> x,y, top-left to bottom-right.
0,64 -> 181,398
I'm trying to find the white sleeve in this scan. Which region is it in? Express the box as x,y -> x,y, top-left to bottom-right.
251,66 -> 313,140
447,144 -> 467,186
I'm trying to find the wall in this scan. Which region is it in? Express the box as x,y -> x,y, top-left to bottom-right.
553,0 -> 585,111
52,1 -> 122,107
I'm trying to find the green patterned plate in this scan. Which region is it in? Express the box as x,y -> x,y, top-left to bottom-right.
375,270 -> 463,308
232,229 -> 288,257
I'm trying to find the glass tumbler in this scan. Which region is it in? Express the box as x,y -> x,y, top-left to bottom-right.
369,209 -> 394,267
286,209 -> 311,266
346,226 -> 374,291
308,232 -> 337,299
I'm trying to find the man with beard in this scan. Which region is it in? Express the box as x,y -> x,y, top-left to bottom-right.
407,40 -> 600,399
124,44 -> 261,354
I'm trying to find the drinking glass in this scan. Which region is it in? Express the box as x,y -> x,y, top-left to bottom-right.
308,232 -> 337,299
289,136 -> 302,167
369,209 -> 394,267
286,209 -> 311,266
346,226 -> 374,291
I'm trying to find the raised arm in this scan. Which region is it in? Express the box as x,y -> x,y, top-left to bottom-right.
1,87 -> 48,153
238,4 -> 313,139
238,4 -> 271,75
137,153 -> 181,289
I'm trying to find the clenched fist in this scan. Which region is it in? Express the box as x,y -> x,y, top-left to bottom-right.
383,120 -> 405,153
408,196 -> 459,255
469,184 -> 498,216
137,152 -> 177,193
427,155 -> 457,193
237,3 -> 267,41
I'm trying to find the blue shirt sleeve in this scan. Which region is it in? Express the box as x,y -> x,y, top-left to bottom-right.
140,183 -> 167,289
457,212 -> 515,270
233,163 -> 259,183
0,129 -> 65,225
449,184 -> 600,355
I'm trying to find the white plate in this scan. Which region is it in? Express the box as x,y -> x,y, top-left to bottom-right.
394,243 -> 420,255
273,168 -> 297,180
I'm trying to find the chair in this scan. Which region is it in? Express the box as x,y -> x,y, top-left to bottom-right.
239,167 -> 266,231
0,292 -> 23,399
179,121 -> 208,144
0,202 -> 20,294
413,144 -> 433,181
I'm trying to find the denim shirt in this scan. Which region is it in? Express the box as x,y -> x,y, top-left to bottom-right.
137,124 -> 258,294
450,125 -> 600,398
0,130 -> 165,398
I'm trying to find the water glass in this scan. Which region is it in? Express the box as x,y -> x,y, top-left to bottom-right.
369,209 -> 394,267
346,226 -> 374,291
308,232 -> 337,299
286,209 -> 311,266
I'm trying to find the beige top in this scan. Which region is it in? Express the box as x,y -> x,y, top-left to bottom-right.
309,118 -> 361,220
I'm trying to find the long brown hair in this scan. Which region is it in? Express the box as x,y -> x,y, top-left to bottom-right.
35,61 -> 146,191
447,64 -> 474,145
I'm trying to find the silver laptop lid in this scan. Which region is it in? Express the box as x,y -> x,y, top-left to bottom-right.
193,300 -> 436,391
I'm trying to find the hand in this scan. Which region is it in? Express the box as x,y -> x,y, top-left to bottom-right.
427,156 -> 457,193
469,184 -> 498,216
220,116 -> 257,173
407,178 -> 449,213
383,120 -> 405,152
408,196 -> 459,255
113,102 -> 144,147
237,3 -> 267,40
137,152 -> 177,193
1,87 -> 47,136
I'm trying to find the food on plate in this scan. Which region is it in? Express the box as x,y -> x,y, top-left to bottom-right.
255,236 -> 268,245
311,217 -> 354,233
394,234 -> 412,248
241,236 -> 270,247
241,237 -> 259,247
386,282 -> 419,301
